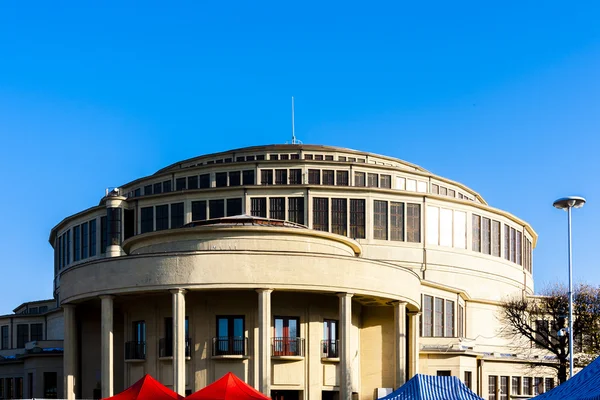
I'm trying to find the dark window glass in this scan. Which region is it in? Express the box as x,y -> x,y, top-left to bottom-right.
312,198 -> 329,231
492,221 -> 501,257
17,324 -> 28,348
66,229 -> 70,264
472,215 -> 481,252
308,169 -> 320,184
227,198 -> 243,217
325,155 -> 334,161
323,319 -> 339,358
134,188 -> 141,197
406,204 -> 421,243
289,169 -> 302,184
534,377 -> 543,395
171,203 -> 185,228
270,154 -> 279,160
348,157 -> 356,162
523,377 -> 532,395
107,208 -> 122,246
338,156 -> 347,162
191,201 -> 207,221
512,377 -> 521,396
15,377 -> 22,399
124,209 -> 135,240
390,202 -> 404,241
209,199 -> 225,219
368,173 -> 379,188
153,182 -> 162,194
331,198 -> 347,236
489,376 -> 497,400
216,172 -> 228,187
236,156 -> 245,162
215,316 -> 245,355
261,170 -> 273,185
437,371 -> 451,376
434,297 -> 444,337
101,216 -> 107,254
349,199 -> 366,239
280,154 -> 289,160
1,326 -> 8,349
422,295 -> 433,337
199,174 -> 210,188
58,235 -> 62,269
144,185 -> 153,196
273,317 -> 300,356
44,372 -> 58,399
224,158 -> 232,163
31,323 -> 43,341
229,171 -> 241,186
504,224 -> 510,260
516,231 -> 522,265
336,171 -> 349,186
510,227 -> 516,263
315,155 -> 324,161
290,154 -> 299,160
381,175 -> 391,189
251,198 -> 267,218
140,207 -> 154,234
482,217 -> 491,254
133,320 -> 146,344
545,378 -> 554,391
464,372 -> 473,390
247,155 -> 256,161
354,172 -> 365,187
270,198 -> 285,220
373,200 -> 388,240
89,219 -> 97,257
445,300 -> 454,337
73,225 -> 81,262
82,222 -> 89,259
288,197 -> 305,225
322,170 -> 334,185
275,169 -> 288,185
304,154 -> 313,160
458,305 -> 464,337
243,170 -> 255,185
188,176 -> 198,189
156,205 -> 169,231
176,177 -> 186,191
163,180 -> 172,193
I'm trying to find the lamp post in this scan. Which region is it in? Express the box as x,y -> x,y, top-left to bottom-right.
553,196 -> 586,379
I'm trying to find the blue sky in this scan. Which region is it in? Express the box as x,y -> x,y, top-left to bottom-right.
0,1 -> 598,314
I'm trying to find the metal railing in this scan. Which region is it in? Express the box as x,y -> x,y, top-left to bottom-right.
212,336 -> 247,356
272,337 -> 304,357
159,337 -> 192,358
125,341 -> 146,360
321,339 -> 339,358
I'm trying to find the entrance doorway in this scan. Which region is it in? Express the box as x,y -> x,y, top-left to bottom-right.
271,390 -> 301,400
322,391 -> 339,400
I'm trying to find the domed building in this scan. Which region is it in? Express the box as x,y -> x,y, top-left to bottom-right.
50,144 -> 555,400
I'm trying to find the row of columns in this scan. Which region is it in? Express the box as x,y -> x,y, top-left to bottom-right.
64,291 -> 420,400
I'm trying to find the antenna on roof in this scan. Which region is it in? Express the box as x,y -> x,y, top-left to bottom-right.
291,96 -> 302,144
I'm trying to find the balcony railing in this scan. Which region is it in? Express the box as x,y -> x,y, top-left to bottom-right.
159,337 -> 192,358
272,337 -> 305,357
212,336 -> 247,356
125,341 -> 146,360
321,339 -> 339,358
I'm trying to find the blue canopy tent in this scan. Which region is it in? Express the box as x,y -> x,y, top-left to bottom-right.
534,356 -> 600,400
379,374 -> 483,400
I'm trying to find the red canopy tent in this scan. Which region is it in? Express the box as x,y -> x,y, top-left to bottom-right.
186,372 -> 270,400
103,374 -> 183,400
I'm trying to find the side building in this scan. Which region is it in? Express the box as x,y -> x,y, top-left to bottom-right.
50,144 -> 556,400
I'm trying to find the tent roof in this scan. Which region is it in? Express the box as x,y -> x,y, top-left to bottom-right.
103,374 -> 182,400
380,374 -> 483,400
186,372 -> 270,400
534,356 -> 600,400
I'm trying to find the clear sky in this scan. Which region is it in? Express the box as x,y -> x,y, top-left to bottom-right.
0,1 -> 598,314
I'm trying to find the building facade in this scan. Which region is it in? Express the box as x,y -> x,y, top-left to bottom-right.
50,144 -> 556,400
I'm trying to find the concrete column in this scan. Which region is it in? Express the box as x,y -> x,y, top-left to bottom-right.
171,289 -> 186,396
63,304 -> 77,400
393,302 -> 407,388
338,293 -> 353,400
101,295 -> 114,398
408,311 -> 421,378
257,289 -> 273,395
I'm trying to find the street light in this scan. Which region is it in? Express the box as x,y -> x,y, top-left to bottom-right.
553,196 -> 586,379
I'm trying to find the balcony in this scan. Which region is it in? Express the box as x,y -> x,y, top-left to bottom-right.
212,336 -> 247,358
272,337 -> 305,358
125,341 -> 146,361
159,338 -> 192,358
321,339 -> 339,360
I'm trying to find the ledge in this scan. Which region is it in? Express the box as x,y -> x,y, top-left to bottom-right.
124,359 -> 146,363
211,355 -> 249,360
272,355 -> 304,361
321,357 -> 340,363
158,356 -> 192,361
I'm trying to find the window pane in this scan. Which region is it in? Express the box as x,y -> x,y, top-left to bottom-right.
406,204 -> 421,243
350,199 -> 366,239
445,300 -> 454,337
454,211 -> 466,249
261,170 -> 273,185
209,199 -> 225,219
229,171 -> 241,186
323,170 -> 334,185
354,172 -> 365,187
171,203 -> 184,228
251,198 -> 267,218
381,175 -> 391,189
215,172 -> 228,187
156,205 -> 169,231
440,208 -> 453,247
422,295 -> 433,337
336,171 -> 349,186
289,169 -> 302,184
368,173 -> 378,188
140,207 -> 154,234
308,169 -> 321,184
331,198 -> 347,236
269,198 -> 285,220
243,170 -> 255,185
434,298 -> 444,337
373,200 -> 388,240
191,201 -> 207,221
275,169 -> 288,185
390,202 -> 404,241
227,198 -> 243,217
188,176 -> 198,189
482,217 -> 491,254
288,197 -> 305,225
492,221 -> 501,257
313,198 -> 329,231
472,214 -> 481,252
427,206 -> 439,245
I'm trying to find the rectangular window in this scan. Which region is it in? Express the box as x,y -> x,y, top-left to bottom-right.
44,372 -> 58,399
380,174 -> 391,189
511,377 -> 521,395
214,172 -> 227,187
288,197 -> 304,225
155,205 -> 169,231
336,171 -> 349,186
431,184 -> 439,194
247,155 -> 256,161
100,216 -> 107,254
58,235 -> 63,269
15,377 -> 22,399
535,320 -> 549,348
273,317 -> 300,356
331,198 -> 347,236
308,169 -> 321,184
406,204 -> 421,243
261,170 -> 273,185
304,154 -> 313,160
504,224 -> 510,260
163,180 -> 172,193
227,198 -> 243,217
312,198 -> 329,232
289,169 -> 302,184
1,326 -> 8,349
489,376 -> 497,400
242,170 -> 255,185
445,300 -> 454,337
350,199 -> 366,239
188,176 -> 199,189
322,170 -> 334,185
215,316 -> 245,355
500,376 -> 508,400
454,211 -> 467,249
153,182 -> 162,194
191,200 -> 207,221
492,221 -> 501,257
144,184 -> 153,195
390,202 -> 404,241
354,172 -> 365,187
269,198 -> 285,220
17,324 -> 28,348
437,371 -> 451,376
176,177 -> 186,191
534,378 -> 543,395
81,222 -> 89,259
171,203 -> 185,228
422,295 -> 433,337
251,198 -> 267,218
448,189 -> 456,197
516,231 -> 522,265
545,378 -> 554,391
323,319 -> 339,358
140,207 -> 154,234
373,200 -> 388,240
440,208 -> 453,247
368,173 -> 379,188
228,171 -> 241,187
510,227 -> 516,263
6,378 -> 12,400
472,214 -> 481,252
523,377 -> 532,395
134,188 -> 141,197
73,225 -> 81,261
30,323 -> 43,341
270,153 -> 279,160
482,217 -> 491,254
458,305 -> 464,337
464,371 -> 472,390
89,219 -> 97,257
209,199 -> 225,219
199,173 -> 210,188
315,154 -> 324,161
275,169 -> 288,185
434,297 -> 444,337
440,186 -> 447,196
67,230 -> 71,265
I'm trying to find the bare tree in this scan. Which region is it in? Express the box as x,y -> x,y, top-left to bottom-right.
500,284 -> 600,384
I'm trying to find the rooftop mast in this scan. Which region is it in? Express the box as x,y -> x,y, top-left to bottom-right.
291,96 -> 302,144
